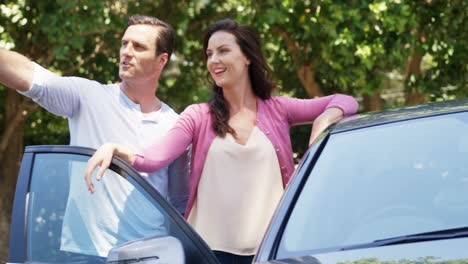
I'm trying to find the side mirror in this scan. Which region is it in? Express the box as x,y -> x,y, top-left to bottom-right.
106,235 -> 185,264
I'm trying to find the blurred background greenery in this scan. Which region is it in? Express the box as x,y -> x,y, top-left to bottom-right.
0,0 -> 466,261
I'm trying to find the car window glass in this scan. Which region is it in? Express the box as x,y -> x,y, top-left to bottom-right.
278,112 -> 468,257
26,153 -> 169,263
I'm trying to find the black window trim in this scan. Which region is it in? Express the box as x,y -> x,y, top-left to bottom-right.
254,131 -> 332,262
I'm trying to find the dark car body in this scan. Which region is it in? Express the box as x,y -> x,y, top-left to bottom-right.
8,98 -> 468,263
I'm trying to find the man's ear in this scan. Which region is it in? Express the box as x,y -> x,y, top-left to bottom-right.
157,53 -> 169,70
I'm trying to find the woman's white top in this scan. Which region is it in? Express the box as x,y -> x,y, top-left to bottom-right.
187,126 -> 284,255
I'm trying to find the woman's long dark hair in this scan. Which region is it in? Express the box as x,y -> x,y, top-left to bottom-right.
203,19 -> 276,137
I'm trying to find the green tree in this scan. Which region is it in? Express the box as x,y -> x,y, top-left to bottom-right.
0,0 -> 466,261
207,0 -> 466,111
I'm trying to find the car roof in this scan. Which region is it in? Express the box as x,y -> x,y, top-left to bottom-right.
332,98 -> 468,133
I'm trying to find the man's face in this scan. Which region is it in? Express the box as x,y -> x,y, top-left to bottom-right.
119,24 -> 164,82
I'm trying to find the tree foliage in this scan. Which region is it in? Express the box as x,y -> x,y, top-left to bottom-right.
0,0 -> 466,261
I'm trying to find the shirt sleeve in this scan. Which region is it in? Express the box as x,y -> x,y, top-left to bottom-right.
17,63 -> 81,117
278,94 -> 359,125
133,104 -> 198,173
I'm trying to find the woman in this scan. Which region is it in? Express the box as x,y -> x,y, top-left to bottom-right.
85,19 -> 358,263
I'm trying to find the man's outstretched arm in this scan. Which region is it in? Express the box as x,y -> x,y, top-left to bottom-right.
0,49 -> 34,91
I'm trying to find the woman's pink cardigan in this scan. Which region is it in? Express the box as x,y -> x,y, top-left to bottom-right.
134,95 -> 358,217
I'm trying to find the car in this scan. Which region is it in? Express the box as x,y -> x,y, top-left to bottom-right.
8,98 -> 468,264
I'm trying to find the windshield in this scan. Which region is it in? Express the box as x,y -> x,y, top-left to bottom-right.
279,111 -> 468,256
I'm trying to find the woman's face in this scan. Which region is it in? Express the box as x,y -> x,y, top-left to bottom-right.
206,31 -> 250,89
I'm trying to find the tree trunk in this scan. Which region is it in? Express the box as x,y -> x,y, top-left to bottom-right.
405,91 -> 426,105
297,62 -> 323,98
275,28 -> 324,98
404,33 -> 426,106
362,93 -> 382,111
0,90 -> 28,262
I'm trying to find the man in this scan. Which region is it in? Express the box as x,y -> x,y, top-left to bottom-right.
0,15 -> 189,257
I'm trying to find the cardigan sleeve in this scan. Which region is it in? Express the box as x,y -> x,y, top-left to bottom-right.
276,94 -> 359,125
133,104 -> 200,173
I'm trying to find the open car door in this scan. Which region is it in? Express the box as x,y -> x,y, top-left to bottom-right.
8,145 -> 219,264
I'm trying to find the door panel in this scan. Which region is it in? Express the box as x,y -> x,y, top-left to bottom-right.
9,146 -> 218,264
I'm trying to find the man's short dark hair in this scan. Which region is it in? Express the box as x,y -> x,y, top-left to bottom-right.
128,15 -> 175,59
